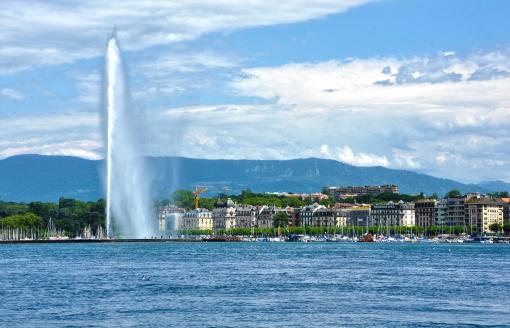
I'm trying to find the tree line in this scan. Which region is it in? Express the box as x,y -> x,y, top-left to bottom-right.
177,225 -> 510,237
0,198 -> 105,237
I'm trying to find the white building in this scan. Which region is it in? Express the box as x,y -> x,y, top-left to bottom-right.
181,208 -> 213,231
212,198 -> 236,230
400,201 -> 415,227
466,198 -> 504,233
371,201 -> 415,227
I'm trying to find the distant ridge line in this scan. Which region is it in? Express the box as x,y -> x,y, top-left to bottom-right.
0,154 -> 506,202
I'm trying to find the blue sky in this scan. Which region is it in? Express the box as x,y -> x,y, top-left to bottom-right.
1,0 -> 510,183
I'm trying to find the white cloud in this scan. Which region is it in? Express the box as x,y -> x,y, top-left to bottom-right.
0,142 -> 102,160
232,51 -> 510,111
3,47 -> 510,183
0,88 -> 24,100
320,144 -> 389,166
435,155 -> 447,165
392,150 -> 421,169
319,144 -> 332,157
139,51 -> 241,74
0,110 -> 102,159
0,0 -> 374,73
229,50 -> 510,182
336,146 -> 389,167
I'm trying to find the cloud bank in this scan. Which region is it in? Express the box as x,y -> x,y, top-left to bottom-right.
0,0 -> 373,73
1,1 -> 509,183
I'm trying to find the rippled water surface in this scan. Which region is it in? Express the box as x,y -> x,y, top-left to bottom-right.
1,242 -> 509,327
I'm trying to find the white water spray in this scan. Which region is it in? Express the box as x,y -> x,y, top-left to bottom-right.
105,36 -> 154,238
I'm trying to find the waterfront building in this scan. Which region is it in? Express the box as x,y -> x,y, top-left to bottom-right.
235,205 -> 257,228
212,198 -> 236,230
181,208 -> 213,231
297,205 -> 350,227
313,207 -> 337,227
299,203 -> 325,227
371,201 -> 415,227
335,209 -> 350,227
286,207 -> 299,227
400,202 -> 415,227
256,205 -> 277,228
415,200 -> 437,227
434,199 -> 448,226
465,198 -> 504,233
347,206 -> 372,227
446,197 -> 467,226
371,202 -> 399,226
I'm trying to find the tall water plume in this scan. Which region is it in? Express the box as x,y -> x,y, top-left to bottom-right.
105,36 -> 154,238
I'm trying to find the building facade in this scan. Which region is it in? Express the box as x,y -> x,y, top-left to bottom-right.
348,206 -> 372,227
371,201 -> 415,227
212,198 -> 236,230
235,205 -> 257,228
181,208 -> 213,231
313,207 -> 338,227
446,197 -> 467,226
400,202 -> 416,227
434,199 -> 448,226
371,202 -> 400,226
415,200 -> 436,227
256,205 -> 277,228
299,204 -> 326,227
466,198 -> 504,233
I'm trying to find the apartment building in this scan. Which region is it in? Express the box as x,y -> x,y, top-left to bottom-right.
415,200 -> 436,227
465,198 -> 504,233
181,208 -> 213,231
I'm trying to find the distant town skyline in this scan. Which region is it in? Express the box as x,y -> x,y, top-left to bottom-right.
1,0 -> 510,183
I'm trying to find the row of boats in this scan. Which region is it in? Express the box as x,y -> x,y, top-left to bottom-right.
202,234 -> 510,243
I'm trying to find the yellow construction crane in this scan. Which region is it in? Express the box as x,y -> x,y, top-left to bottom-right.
193,186 -> 208,209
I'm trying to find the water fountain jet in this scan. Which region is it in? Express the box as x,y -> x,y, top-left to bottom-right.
104,35 -> 154,238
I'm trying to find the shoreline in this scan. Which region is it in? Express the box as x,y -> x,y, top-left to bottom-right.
1,237 -> 509,244
0,238 -> 203,244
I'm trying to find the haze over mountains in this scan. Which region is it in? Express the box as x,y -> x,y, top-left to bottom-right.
0,154 -> 508,202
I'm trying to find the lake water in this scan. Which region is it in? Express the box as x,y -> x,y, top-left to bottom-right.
1,242 -> 509,327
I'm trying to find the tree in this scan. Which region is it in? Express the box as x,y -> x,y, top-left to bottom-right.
489,223 -> 502,233
273,211 -> 289,228
0,202 -> 30,218
0,213 -> 43,229
445,189 -> 461,198
319,198 -> 335,207
198,198 -> 215,210
171,190 -> 195,209
240,189 -> 255,199
488,191 -> 509,198
503,224 -> 510,235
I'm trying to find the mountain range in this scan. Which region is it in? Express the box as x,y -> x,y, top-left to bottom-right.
0,154 -> 509,202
